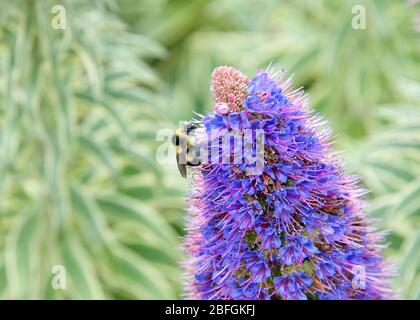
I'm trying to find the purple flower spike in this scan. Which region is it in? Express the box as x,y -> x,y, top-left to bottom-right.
183,66 -> 395,300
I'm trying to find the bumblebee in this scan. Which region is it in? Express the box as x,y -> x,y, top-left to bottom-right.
172,122 -> 204,178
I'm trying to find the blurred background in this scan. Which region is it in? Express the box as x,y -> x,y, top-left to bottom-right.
0,0 -> 419,299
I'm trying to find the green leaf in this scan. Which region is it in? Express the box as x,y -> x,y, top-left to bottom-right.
60,235 -> 105,299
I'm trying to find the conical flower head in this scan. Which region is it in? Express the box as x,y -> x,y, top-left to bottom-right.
211,66 -> 250,113
183,66 -> 394,300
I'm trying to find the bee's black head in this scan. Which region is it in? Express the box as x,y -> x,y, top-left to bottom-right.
186,123 -> 198,134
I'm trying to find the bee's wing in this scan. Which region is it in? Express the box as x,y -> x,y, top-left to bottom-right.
176,153 -> 187,178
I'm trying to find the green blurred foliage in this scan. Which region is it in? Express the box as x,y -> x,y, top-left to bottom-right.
0,0 -> 184,299
0,0 -> 419,299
